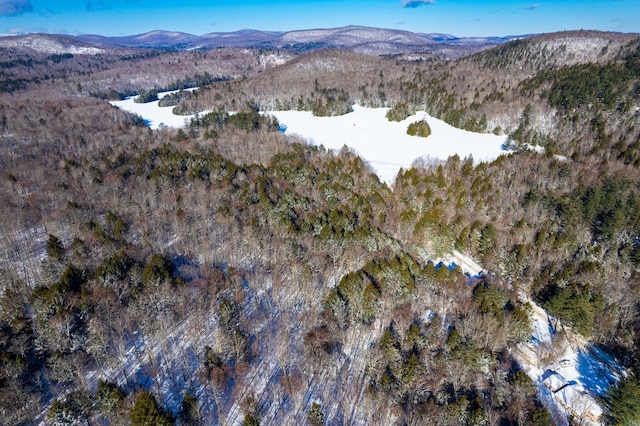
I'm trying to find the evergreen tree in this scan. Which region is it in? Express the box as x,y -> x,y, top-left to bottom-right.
46,234 -> 65,260
241,413 -> 259,426
406,119 -> 431,137
130,391 -> 174,426
179,392 -> 201,425
607,375 -> 640,425
96,379 -> 126,419
307,402 -> 325,426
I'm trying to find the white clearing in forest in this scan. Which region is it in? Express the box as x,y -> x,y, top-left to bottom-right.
269,105 -> 510,184
111,96 -> 510,185
110,89 -> 203,130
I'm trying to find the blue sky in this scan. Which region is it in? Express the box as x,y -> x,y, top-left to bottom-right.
0,0 -> 638,37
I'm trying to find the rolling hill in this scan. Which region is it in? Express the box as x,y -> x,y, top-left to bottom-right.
70,25 -> 520,57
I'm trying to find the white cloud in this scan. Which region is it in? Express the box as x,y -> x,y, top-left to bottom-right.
0,0 -> 34,16
401,0 -> 436,9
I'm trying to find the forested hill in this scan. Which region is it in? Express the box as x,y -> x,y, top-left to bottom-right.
177,30 -> 640,163
0,26 -> 517,58
1,29 -> 640,425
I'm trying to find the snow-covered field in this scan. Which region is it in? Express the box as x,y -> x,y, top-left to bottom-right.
269,106 -> 510,183
110,89 -> 203,130
110,96 -> 510,184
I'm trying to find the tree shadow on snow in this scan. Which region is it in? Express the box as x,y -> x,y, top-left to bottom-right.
574,348 -> 618,397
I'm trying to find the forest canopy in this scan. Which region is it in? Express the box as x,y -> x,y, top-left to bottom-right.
0,30 -> 639,426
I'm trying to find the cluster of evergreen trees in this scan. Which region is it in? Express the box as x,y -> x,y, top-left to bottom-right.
406,119 -> 431,137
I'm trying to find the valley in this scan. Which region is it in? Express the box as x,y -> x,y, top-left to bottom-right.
0,26 -> 639,426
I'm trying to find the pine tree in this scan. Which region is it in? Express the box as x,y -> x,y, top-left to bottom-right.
46,234 -> 65,260
130,391 -> 174,426
307,402 -> 325,426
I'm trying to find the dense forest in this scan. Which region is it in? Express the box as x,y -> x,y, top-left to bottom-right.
0,30 -> 639,425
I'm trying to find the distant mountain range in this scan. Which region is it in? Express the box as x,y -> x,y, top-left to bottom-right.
76,26 -> 523,57
0,25 -> 525,58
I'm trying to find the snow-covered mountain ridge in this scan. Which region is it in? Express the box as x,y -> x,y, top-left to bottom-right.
2,26 -> 633,61
0,33 -> 103,54
62,25 -> 524,57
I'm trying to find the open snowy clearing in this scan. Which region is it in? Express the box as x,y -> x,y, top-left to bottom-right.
110,89 -> 204,130
110,95 -> 511,184
269,106 -> 510,184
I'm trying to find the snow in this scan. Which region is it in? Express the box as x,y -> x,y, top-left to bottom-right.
443,249 -> 625,425
542,370 -> 568,392
111,96 -> 510,185
84,311 -> 220,419
514,299 -> 624,425
0,34 -> 103,54
447,250 -> 484,277
0,225 -> 48,287
110,89 -> 204,130
268,106 -> 510,184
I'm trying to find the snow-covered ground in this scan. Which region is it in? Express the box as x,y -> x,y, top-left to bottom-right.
515,299 -> 625,425
110,95 -> 510,184
447,250 -> 485,277
110,89 -> 203,130
269,106 -> 510,184
448,250 -> 624,425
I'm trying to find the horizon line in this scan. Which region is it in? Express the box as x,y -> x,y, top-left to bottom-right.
2,25 -> 634,40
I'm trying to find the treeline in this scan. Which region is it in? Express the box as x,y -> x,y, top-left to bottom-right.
171,33 -> 640,167
2,46 -> 271,104
134,72 -> 233,104
159,89 -> 194,107
385,101 -> 415,121
188,105 -> 281,138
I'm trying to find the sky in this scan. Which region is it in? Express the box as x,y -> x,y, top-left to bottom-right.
0,0 -> 638,38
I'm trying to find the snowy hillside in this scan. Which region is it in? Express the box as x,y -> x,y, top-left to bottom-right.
0,33 -> 103,54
